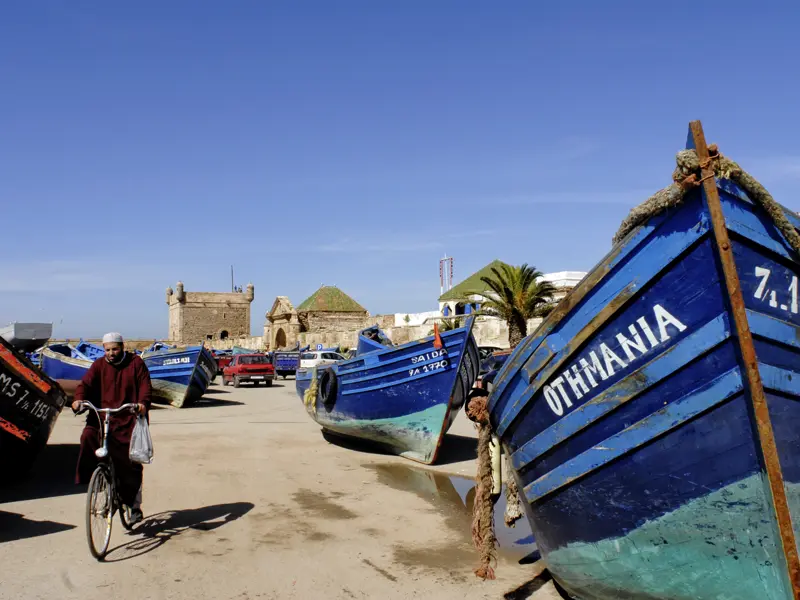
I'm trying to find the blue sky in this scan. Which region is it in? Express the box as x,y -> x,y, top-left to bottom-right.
1,2 -> 799,339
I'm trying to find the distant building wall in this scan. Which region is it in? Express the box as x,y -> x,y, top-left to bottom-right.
166,282 -> 254,344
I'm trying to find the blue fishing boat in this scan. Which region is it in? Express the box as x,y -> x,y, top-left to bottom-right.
74,339 -> 104,360
296,318 -> 479,464
140,342 -> 216,408
40,343 -> 93,390
484,121 -> 800,599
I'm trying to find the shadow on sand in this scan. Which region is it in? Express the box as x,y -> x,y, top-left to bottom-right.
104,501 -> 254,562
320,430 -> 477,465
0,510 -> 76,543
182,397 -> 245,409
0,443 -> 83,504
504,570 -> 552,600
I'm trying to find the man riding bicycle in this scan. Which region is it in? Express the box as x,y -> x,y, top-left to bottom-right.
72,332 -> 152,526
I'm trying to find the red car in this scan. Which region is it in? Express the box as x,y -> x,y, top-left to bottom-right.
222,354 -> 275,387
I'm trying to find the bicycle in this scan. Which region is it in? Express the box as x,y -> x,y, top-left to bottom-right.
76,401 -> 140,560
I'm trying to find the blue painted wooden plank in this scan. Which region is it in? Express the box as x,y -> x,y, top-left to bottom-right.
510,312 -> 731,471
494,207 -> 712,436
342,362 -> 460,395
718,178 -> 800,231
337,326 -> 469,372
338,339 -> 464,375
734,241 -> 800,328
502,237 -> 726,450
523,368 -> 744,503
759,363 -> 800,396
489,201 -> 707,411
341,350 -> 462,386
748,309 -> 800,350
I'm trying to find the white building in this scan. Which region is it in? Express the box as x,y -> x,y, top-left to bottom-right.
437,260 -> 587,317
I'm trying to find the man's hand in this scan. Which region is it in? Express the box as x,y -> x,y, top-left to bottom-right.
71,400 -> 82,412
135,403 -> 146,415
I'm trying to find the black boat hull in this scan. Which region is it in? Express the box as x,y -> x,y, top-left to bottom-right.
0,337 -> 68,478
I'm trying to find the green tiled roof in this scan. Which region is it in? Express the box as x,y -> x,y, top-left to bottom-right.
297,285 -> 367,313
438,260 -> 510,302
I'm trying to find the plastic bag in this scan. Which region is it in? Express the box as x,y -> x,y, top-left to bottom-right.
129,414 -> 154,465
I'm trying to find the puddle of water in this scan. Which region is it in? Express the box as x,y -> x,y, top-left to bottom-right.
366,463 -> 537,562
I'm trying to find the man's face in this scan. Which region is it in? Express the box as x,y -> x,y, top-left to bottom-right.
103,342 -> 124,362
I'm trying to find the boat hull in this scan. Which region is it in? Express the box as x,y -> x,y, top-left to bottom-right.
296,320 -> 479,464
40,346 -> 91,396
142,346 -> 214,408
0,339 -> 68,477
488,126 -> 800,599
0,322 -> 53,353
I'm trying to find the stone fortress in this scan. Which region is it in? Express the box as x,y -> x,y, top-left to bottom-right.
166,281 -> 254,343
165,260 -> 587,351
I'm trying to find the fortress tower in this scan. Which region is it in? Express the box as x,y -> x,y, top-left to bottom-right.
166,281 -> 254,343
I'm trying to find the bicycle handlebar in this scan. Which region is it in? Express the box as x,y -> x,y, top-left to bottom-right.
78,401 -> 138,415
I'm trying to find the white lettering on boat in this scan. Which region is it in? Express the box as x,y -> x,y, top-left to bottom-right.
753,266 -> 799,314
410,349 -> 447,364
163,357 -> 191,366
408,359 -> 449,377
0,370 -> 51,421
544,304 -> 687,416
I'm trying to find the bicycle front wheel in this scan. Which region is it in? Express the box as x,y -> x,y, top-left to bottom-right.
86,466 -> 113,560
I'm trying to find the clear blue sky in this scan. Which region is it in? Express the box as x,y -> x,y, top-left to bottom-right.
1,2 -> 799,339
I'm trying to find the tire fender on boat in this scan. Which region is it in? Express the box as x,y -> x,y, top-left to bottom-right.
319,368 -> 338,405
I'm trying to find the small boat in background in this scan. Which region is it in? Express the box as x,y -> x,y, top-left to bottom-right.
486,121 -> 800,599
0,322 -> 53,353
39,343 -> 93,397
74,339 -> 104,360
141,342 -> 216,408
296,317 -> 479,464
1,335 -> 68,477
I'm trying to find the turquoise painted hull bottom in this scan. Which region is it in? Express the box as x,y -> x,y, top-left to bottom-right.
320,404 -> 449,463
150,379 -> 200,408
542,473 -> 796,600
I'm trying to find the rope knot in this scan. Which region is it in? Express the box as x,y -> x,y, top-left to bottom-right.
466,394 -> 490,426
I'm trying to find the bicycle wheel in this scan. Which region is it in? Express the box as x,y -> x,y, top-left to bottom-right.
85,466 -> 113,560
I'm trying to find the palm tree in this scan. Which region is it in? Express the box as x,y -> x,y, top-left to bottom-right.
429,317 -> 463,336
439,317 -> 463,331
477,263 -> 556,348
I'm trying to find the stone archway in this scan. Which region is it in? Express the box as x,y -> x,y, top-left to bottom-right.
219,330 -> 229,340
275,328 -> 287,348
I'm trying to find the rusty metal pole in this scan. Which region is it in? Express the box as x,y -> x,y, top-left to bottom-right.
690,120 -> 800,599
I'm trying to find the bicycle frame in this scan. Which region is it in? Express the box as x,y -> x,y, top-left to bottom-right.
78,401 -> 138,459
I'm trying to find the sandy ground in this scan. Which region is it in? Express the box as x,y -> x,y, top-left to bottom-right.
0,379 -> 562,600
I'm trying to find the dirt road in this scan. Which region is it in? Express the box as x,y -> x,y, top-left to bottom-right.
1,379 -> 561,600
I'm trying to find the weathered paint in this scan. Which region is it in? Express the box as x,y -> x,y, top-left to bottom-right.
524,368 -> 743,503
545,475 -> 797,600
494,204 -> 713,437
691,121 -> 800,597
141,345 -> 215,408
511,312 -> 731,471
0,335 -> 68,472
295,318 -> 479,465
487,121 -> 800,599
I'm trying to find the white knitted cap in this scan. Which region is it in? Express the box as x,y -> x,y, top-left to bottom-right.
102,332 -> 124,344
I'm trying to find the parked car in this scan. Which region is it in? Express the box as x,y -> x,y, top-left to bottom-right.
222,354 -> 275,387
299,350 -> 346,369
